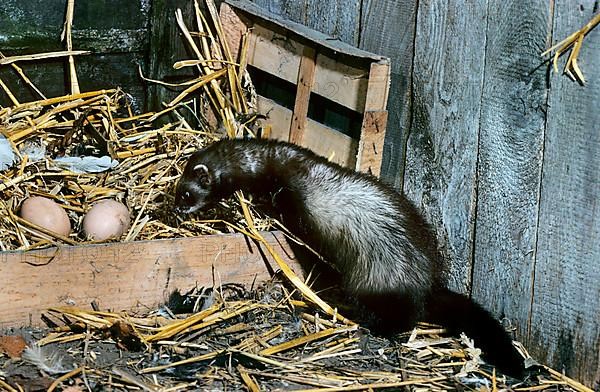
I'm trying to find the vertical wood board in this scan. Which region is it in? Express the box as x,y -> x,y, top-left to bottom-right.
356,110 -> 388,176
302,0 -> 361,45
359,0 -> 418,186
247,0 -> 308,27
472,0 -> 550,341
402,0 -> 488,293
147,0 -> 196,112
530,2 -> 600,387
249,0 -> 361,46
290,46 -> 317,143
356,62 -> 390,175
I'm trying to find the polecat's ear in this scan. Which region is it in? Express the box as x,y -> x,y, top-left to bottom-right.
193,164 -> 212,187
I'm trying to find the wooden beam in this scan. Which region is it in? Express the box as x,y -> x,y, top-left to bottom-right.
0,231 -> 300,328
355,62 -> 390,174
362,62 -> 390,112
289,45 -> 317,144
356,110 -> 387,175
530,1 -> 600,386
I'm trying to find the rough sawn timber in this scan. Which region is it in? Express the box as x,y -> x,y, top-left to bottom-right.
530,1 -> 600,386
0,231 -> 300,328
472,0 -> 550,346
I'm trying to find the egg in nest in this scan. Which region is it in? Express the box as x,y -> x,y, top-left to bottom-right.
83,199 -> 130,241
20,196 -> 72,236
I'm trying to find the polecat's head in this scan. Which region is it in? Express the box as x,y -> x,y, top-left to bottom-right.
174,159 -> 215,214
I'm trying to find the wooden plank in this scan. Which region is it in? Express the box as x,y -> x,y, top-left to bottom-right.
225,0 -> 384,61
303,118 -> 357,168
257,95 -> 357,167
358,0 -> 418,186
247,24 -> 304,85
472,0 -> 550,342
257,95 -> 292,140
355,62 -> 390,175
0,231 -> 301,328
302,0 -> 361,45
530,2 -> 600,387
290,46 -> 317,143
248,0 -> 307,25
401,1 -> 489,294
249,0 -> 360,46
362,62 -> 390,112
246,23 -> 376,112
356,110 -> 387,176
147,0 -> 196,112
313,52 -> 369,112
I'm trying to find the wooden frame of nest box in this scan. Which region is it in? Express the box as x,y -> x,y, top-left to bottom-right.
0,1 -> 391,329
221,0 -> 391,175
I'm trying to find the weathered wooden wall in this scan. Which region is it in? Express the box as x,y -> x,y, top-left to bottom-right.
249,0 -> 599,388
0,0 -> 149,110
1,0 -> 598,387
530,1 -> 599,386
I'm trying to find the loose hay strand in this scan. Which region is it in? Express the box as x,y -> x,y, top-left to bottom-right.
236,191 -> 354,325
542,11 -> 600,83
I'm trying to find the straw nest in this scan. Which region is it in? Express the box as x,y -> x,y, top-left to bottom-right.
0,0 -> 268,252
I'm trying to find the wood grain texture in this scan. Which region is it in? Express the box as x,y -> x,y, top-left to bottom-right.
249,0 -> 360,45
530,2 -> 600,387
355,61 -> 390,175
0,232 -> 300,328
472,0 -> 550,341
249,0 -> 307,25
401,1 -> 488,293
219,2 -> 249,62
0,0 -> 149,109
356,110 -> 387,176
359,0 -> 418,186
257,95 -> 357,167
313,53 -> 370,112
146,0 -> 195,112
303,0 -> 361,45
290,45 -> 317,144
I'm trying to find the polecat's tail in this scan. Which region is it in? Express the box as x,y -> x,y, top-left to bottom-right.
424,288 -> 524,378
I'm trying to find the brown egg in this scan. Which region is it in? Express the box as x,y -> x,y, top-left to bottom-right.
20,196 -> 71,236
83,200 -> 130,241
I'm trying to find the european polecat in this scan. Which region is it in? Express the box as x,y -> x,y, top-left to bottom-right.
174,138 -> 525,377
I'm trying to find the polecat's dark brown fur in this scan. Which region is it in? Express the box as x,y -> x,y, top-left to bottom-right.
174,138 -> 525,377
